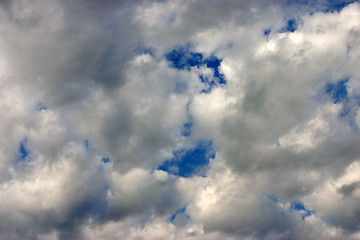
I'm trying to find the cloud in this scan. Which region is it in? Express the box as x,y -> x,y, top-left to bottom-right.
1,0 -> 360,239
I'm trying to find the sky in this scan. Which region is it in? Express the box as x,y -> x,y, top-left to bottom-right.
0,0 -> 360,239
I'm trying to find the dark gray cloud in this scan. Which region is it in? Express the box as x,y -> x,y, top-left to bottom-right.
338,181 -> 360,198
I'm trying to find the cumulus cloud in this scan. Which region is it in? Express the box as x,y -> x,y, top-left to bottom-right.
1,0 -> 360,239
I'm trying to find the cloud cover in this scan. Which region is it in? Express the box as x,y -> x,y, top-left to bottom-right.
1,0 -> 360,239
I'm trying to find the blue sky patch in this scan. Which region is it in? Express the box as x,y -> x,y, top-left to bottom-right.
291,201 -> 315,219
263,28 -> 271,37
324,78 -> 360,130
291,201 -> 306,211
204,56 -> 221,69
158,140 -> 216,178
166,46 -> 203,70
323,0 -> 358,13
102,157 -> 111,164
205,56 -> 226,85
16,137 -> 31,162
199,75 -> 217,93
326,78 -> 349,104
182,121 -> 193,137
169,206 -> 187,223
285,0 -> 358,14
165,45 -> 226,93
280,19 -> 297,33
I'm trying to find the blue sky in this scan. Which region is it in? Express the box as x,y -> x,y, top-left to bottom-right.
1,0 -> 360,239
158,140 -> 215,177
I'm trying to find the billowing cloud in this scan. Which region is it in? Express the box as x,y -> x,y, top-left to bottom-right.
1,0 -> 360,239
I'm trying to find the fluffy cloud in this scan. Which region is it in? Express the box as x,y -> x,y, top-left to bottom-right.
1,0 -> 360,239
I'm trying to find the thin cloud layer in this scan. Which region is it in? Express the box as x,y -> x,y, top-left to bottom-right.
1,0 -> 360,239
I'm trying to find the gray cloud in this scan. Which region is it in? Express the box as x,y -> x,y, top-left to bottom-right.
338,180 -> 360,198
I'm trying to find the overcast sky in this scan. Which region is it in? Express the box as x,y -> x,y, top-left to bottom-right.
1,0 -> 360,239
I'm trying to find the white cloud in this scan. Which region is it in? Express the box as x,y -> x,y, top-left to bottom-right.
1,0 -> 360,239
